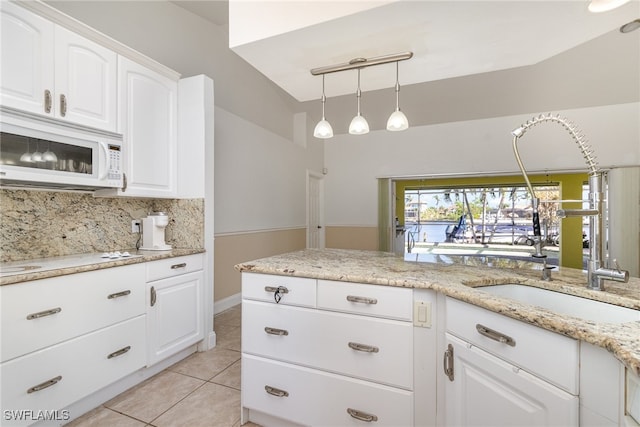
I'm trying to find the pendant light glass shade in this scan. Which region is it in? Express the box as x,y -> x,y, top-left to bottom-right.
349,69 -> 369,135
588,0 -> 630,12
313,74 -> 333,139
387,62 -> 409,131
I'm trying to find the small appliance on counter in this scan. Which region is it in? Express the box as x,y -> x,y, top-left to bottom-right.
140,212 -> 172,251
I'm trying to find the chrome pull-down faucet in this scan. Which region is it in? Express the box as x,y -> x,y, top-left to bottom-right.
511,113 -> 629,290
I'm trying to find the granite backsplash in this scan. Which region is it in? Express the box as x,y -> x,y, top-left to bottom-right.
0,189 -> 204,262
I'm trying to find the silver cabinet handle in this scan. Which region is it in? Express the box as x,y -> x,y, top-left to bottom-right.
346,295 -> 378,305
476,324 -> 516,347
108,346 -> 131,359
265,385 -> 289,397
264,327 -> 288,336
348,342 -> 379,353
60,94 -> 67,117
27,376 -> 62,394
150,286 -> 157,307
347,408 -> 378,422
44,89 -> 52,113
171,263 -> 187,270
443,343 -> 454,381
108,290 -> 131,299
26,307 -> 62,320
264,286 -> 288,294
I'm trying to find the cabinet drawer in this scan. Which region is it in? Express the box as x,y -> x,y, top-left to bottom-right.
242,272 -> 316,307
318,279 -> 412,321
446,297 -> 579,394
146,254 -> 204,282
242,300 -> 413,389
1,316 -> 146,425
242,354 -> 413,427
1,264 -> 145,362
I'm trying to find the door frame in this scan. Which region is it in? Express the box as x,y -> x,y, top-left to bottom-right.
306,170 -> 325,249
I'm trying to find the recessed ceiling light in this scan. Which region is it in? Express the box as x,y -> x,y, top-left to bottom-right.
620,19 -> 640,33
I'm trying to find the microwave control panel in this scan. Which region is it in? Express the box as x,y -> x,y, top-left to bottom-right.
107,144 -> 123,186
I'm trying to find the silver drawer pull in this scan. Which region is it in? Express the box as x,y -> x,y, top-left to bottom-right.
347,408 -> 378,422
348,342 -> 379,353
443,343 -> 454,381
264,286 -> 289,294
107,346 -> 131,359
108,290 -> 131,299
27,376 -> 62,394
476,324 -> 516,347
60,94 -> 67,117
265,327 -> 289,336
346,295 -> 378,305
26,307 -> 62,320
171,263 -> 187,269
265,385 -> 289,397
44,89 -> 52,113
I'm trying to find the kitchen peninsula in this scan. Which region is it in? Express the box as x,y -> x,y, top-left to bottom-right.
237,248 -> 640,427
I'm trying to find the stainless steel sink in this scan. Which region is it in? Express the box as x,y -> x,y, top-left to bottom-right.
0,265 -> 42,275
480,284 -> 640,324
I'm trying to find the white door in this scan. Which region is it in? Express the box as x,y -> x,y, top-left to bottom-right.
54,26 -> 117,131
0,2 -> 54,115
307,172 -> 324,248
118,56 -> 177,197
147,271 -> 204,366
444,333 -> 578,427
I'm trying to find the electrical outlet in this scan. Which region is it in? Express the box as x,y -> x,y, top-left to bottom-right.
131,220 -> 141,233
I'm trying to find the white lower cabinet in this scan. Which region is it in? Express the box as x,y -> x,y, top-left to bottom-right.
1,316 -> 145,426
243,354 -> 413,427
146,254 -> 204,366
241,272 -> 416,426
444,333 -> 578,427
444,297 -> 579,427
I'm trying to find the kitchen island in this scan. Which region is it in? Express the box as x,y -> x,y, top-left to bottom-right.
236,248 -> 640,427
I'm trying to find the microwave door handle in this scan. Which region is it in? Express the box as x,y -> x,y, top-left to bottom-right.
98,141 -> 108,180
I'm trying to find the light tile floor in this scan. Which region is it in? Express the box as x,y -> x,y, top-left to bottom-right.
68,305 -> 256,427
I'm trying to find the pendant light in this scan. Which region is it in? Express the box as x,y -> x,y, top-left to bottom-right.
348,68 -> 369,135
588,0 -> 630,12
386,61 -> 409,132
313,74 -> 333,139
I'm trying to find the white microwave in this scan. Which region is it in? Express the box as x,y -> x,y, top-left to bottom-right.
0,107 -> 123,191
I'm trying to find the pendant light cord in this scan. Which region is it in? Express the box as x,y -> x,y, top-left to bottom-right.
356,69 -> 362,115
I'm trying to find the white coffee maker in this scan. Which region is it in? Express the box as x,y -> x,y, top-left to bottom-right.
140,212 -> 172,251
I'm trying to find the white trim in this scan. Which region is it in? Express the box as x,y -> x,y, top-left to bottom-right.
215,226 -> 306,238
306,170 -> 325,249
214,292 -> 241,315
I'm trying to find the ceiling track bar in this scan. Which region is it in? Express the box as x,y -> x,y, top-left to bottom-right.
310,51 -> 413,76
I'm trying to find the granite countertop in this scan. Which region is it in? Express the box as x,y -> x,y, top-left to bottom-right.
0,248 -> 205,286
235,248 -> 640,376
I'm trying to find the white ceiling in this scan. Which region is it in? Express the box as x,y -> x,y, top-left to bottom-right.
174,0 -> 640,102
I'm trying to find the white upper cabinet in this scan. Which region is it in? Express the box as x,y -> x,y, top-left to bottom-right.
0,1 -> 54,115
53,26 -> 117,131
99,56 -> 177,198
0,2 -> 117,132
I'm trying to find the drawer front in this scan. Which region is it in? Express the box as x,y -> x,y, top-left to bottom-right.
242,354 -> 413,427
1,316 -> 146,426
242,272 -> 316,307
446,297 -> 579,394
317,279 -> 413,321
1,264 -> 145,362
146,254 -> 204,282
242,300 -> 413,389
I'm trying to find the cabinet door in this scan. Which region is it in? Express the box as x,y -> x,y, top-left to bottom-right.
0,2 -> 54,115
117,56 -> 177,198
147,270 -> 203,366
444,333 -> 578,427
54,26 -> 117,131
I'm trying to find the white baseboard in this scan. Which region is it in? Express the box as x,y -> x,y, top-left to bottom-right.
214,292 -> 241,315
